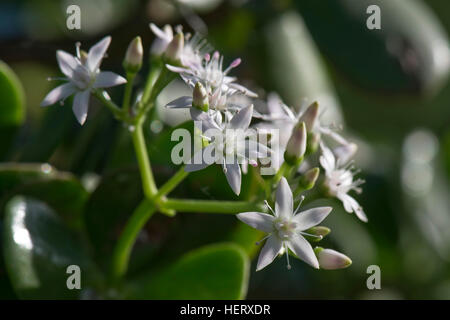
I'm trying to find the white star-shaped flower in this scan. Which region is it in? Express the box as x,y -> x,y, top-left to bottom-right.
185,104 -> 269,195
167,50 -> 257,98
256,93 -> 348,149
319,143 -> 367,222
40,36 -> 127,125
237,177 -> 332,271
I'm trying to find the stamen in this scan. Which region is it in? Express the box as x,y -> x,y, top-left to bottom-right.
249,159 -> 258,167
75,42 -> 81,59
175,25 -> 183,34
294,195 -> 305,215
255,233 -> 272,246
47,77 -> 66,81
300,231 -> 323,240
224,58 -> 241,74
285,242 -> 291,270
264,200 -> 276,215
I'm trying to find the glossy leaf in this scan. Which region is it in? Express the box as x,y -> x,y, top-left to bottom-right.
2,197 -> 96,299
0,163 -> 88,224
0,61 -> 25,159
126,243 -> 249,299
0,61 -> 25,126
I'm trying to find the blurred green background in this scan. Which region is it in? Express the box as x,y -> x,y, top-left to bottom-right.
1,0 -> 450,299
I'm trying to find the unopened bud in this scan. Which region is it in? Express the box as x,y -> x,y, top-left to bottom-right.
123,36 -> 143,74
304,226 -> 330,242
299,101 -> 319,132
164,32 -> 184,64
314,247 -> 352,270
284,121 -> 306,165
193,82 -> 209,112
305,132 -> 320,155
297,167 -> 320,192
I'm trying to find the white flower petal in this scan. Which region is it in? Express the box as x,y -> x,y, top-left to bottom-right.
184,144 -> 215,172
86,36 -> 111,72
184,162 -> 211,172
190,108 -> 221,132
166,96 -> 193,109
227,82 -> 258,98
275,177 -> 293,218
224,162 -> 242,195
166,64 -> 192,74
149,23 -> 172,41
93,71 -> 126,88
319,143 -> 336,172
256,236 -> 282,271
320,126 -> 348,145
229,104 -> 253,130
72,90 -> 90,125
338,193 -> 368,222
237,212 -> 275,233
293,207 -> 332,231
56,50 -> 79,78
334,142 -> 358,165
40,83 -> 76,107
288,234 -> 319,269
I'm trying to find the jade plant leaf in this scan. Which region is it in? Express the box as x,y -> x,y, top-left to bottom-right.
0,61 -> 25,159
126,243 -> 250,299
2,197 -> 97,299
0,61 -> 25,127
0,163 -> 88,225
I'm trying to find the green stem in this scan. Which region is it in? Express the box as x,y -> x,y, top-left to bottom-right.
162,198 -> 266,214
142,60 -> 161,104
122,73 -> 136,115
131,125 -> 157,197
155,166 -> 189,199
273,162 -> 289,185
93,90 -> 124,120
137,66 -> 176,123
110,199 -> 156,281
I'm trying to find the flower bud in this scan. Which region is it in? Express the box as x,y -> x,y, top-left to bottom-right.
164,32 -> 184,64
305,226 -> 330,242
123,36 -> 143,74
297,167 -> 320,192
192,82 -> 209,112
284,121 -> 306,165
314,247 -> 352,270
305,132 -> 320,155
299,101 -> 319,132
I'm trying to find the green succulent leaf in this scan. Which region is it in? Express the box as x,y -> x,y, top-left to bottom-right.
2,197 -> 98,299
126,243 -> 250,299
0,163 -> 88,225
0,61 -> 25,127
0,61 -> 25,159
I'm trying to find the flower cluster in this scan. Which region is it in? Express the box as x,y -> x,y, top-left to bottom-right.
149,24 -> 367,270
40,22 -> 367,274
